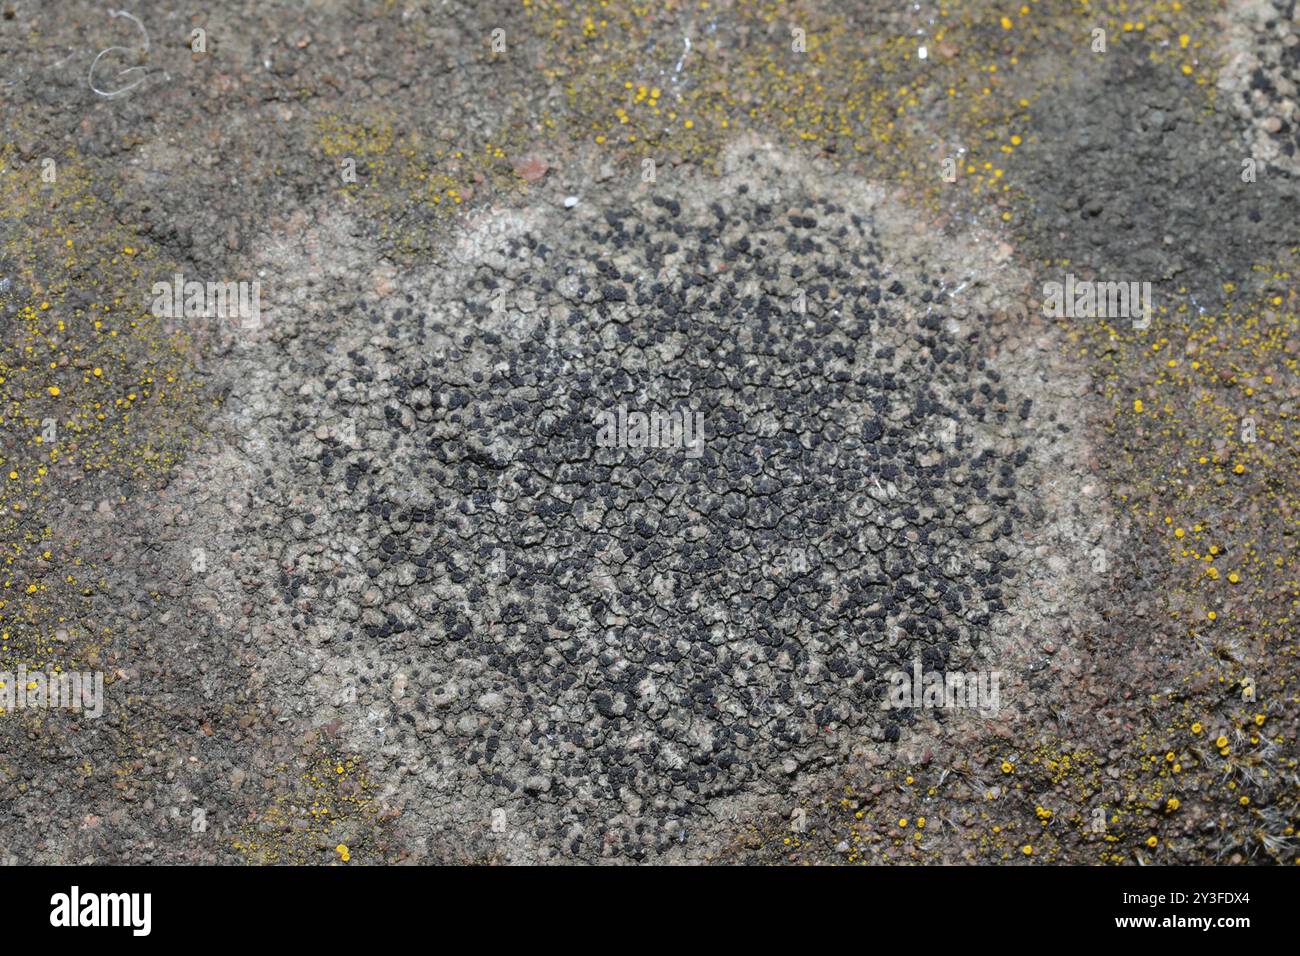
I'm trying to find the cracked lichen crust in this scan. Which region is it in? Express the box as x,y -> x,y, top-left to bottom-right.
229,147 -> 1039,861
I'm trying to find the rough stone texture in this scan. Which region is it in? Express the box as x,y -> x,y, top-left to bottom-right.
1,0 -> 1295,866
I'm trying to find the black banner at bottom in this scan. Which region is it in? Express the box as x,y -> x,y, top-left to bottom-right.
0,864 -> 1285,941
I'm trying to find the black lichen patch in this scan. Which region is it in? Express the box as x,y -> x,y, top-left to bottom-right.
244,155 -> 1037,861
